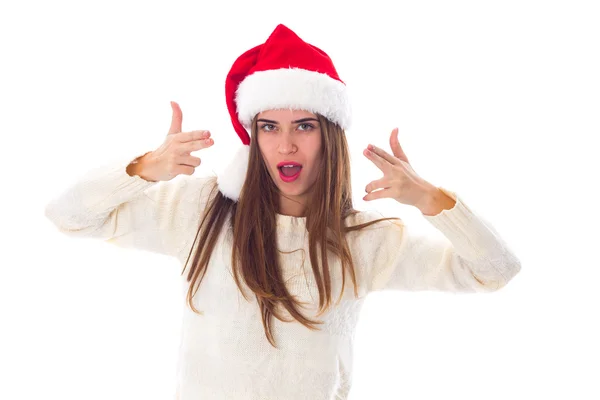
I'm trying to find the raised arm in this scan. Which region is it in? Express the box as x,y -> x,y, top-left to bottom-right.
363,188 -> 522,294
44,101 -> 217,259
44,153 -> 217,258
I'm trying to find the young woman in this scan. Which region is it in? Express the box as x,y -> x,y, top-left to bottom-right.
45,24 -> 521,400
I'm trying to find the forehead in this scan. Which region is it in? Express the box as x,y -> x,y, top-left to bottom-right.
256,109 -> 317,121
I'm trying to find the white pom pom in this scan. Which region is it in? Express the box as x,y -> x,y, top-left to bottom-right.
216,144 -> 250,202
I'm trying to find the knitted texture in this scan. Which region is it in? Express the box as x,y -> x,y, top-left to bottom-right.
44,154 -> 521,400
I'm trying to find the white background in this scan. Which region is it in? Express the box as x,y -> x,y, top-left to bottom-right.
2,0 -> 599,399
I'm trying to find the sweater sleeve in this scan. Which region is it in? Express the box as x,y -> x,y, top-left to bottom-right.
44,153 -> 217,259
366,187 -> 522,294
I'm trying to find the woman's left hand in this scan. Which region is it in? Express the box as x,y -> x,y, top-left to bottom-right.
363,128 -> 437,208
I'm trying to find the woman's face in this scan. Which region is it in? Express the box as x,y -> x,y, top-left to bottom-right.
256,109 -> 322,202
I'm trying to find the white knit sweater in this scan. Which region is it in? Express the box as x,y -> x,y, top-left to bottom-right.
44,153 -> 521,400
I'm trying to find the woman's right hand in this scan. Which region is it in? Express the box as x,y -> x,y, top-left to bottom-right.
131,101 -> 214,182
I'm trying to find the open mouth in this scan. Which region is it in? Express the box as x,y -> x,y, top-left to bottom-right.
278,165 -> 302,182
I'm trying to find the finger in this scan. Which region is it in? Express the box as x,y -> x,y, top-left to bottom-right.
363,147 -> 389,172
366,143 -> 400,166
179,137 -> 214,154
168,101 -> 183,135
177,155 -> 202,168
365,177 -> 391,194
363,187 -> 391,201
177,130 -> 211,143
389,127 -> 409,164
173,164 -> 196,176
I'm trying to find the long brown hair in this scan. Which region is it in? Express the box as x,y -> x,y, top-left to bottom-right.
180,113 -> 401,348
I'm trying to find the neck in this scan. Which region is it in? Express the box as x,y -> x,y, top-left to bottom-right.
278,194 -> 306,217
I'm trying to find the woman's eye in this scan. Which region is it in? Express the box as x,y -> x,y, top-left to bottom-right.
259,123 -> 314,132
260,124 -> 275,131
298,123 -> 314,131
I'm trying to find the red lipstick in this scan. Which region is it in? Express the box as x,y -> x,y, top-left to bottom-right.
277,161 -> 303,183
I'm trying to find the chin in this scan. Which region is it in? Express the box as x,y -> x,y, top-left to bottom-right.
281,186 -> 307,196
270,176 -> 304,196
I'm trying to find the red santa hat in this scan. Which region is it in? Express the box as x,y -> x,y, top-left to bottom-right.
217,24 -> 352,201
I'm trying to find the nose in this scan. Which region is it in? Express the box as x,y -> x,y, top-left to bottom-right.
277,131 -> 297,154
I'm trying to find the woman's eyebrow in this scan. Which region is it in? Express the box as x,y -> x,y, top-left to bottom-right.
256,118 -> 319,124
